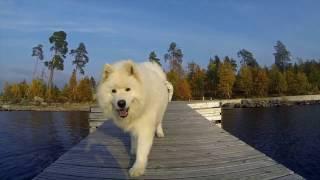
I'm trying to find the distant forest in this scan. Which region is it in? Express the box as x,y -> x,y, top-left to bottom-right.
1,31 -> 320,103
1,31 -> 95,104
164,41 -> 320,100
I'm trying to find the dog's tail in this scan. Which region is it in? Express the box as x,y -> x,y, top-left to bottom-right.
165,81 -> 174,102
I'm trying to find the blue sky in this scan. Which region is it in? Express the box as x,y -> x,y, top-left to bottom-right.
1,0 -> 320,88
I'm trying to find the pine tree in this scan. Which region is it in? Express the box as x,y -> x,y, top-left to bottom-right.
274,41 -> 291,72
32,44 -> 44,79
187,62 -> 206,98
70,42 -> 89,75
149,51 -> 161,66
237,49 -> 258,67
206,56 -> 220,97
164,42 -> 184,76
45,31 -> 68,92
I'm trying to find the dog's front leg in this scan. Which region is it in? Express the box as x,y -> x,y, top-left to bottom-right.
129,129 -> 154,177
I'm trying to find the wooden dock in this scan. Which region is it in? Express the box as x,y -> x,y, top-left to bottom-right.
34,102 -> 303,179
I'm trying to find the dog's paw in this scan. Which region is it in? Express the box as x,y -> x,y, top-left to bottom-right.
129,165 -> 145,177
156,131 -> 165,138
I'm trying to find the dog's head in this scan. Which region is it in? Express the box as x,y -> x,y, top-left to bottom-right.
97,60 -> 143,120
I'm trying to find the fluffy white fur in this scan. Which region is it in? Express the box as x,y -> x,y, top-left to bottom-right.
97,60 -> 172,177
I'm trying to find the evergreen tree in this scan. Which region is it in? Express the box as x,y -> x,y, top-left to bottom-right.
32,44 -> 44,79
187,62 -> 206,98
237,49 -> 258,67
45,31 -> 68,92
206,56 -> 220,97
274,41 -> 291,72
149,51 -> 161,66
224,56 -> 237,72
164,42 -> 184,75
70,42 -> 89,75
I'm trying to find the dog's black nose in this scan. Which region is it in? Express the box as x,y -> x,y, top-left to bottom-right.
117,100 -> 126,108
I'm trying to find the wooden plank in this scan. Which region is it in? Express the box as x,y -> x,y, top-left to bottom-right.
202,115 -> 222,121
195,108 -> 221,114
274,174 -> 304,180
187,101 -> 220,109
34,102 -> 303,180
89,113 -> 106,119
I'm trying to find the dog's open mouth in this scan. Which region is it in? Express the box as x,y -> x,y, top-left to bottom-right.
117,108 -> 129,118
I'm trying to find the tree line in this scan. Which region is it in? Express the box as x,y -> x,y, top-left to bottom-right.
1,31 -> 95,104
149,41 -> 320,100
1,35 -> 320,103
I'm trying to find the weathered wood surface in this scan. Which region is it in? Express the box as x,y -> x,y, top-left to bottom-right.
34,102 -> 303,180
187,101 -> 220,109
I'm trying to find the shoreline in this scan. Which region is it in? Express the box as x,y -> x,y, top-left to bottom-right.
1,94 -> 320,111
188,94 -> 320,109
0,103 -> 92,112
219,94 -> 320,108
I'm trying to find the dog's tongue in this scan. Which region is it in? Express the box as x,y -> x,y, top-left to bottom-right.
119,109 -> 128,117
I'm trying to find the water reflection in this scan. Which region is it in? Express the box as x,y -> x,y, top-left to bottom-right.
0,111 -> 89,180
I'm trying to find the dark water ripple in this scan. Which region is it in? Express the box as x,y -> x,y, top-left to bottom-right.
0,111 -> 89,180
222,105 -> 320,180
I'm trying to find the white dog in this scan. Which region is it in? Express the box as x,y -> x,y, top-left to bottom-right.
97,60 -> 173,177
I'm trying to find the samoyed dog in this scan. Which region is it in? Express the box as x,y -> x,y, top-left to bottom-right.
97,60 -> 173,177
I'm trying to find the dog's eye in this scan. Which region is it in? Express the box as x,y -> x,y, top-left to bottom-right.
125,88 -> 131,92
112,89 -> 117,93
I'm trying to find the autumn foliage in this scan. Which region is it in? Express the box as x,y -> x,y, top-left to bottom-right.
1,41 -> 320,102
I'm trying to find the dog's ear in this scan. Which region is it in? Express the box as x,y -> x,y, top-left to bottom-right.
102,64 -> 113,80
124,60 -> 140,81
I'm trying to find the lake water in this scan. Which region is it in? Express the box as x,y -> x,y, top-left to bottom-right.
1,105 -> 320,179
0,111 -> 89,180
222,105 -> 320,180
